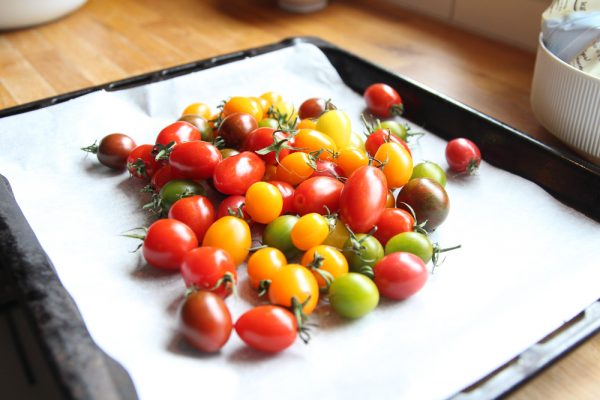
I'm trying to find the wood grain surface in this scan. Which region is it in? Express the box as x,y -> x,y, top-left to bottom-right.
1,0 -> 598,399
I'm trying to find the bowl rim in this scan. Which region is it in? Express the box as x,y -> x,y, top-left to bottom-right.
539,33 -> 600,84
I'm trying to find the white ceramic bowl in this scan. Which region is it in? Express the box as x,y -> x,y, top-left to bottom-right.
531,34 -> 600,164
0,0 -> 87,30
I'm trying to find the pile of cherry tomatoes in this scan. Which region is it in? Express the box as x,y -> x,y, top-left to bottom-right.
83,83 -> 481,354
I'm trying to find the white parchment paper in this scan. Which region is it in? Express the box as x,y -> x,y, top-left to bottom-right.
0,44 -> 599,400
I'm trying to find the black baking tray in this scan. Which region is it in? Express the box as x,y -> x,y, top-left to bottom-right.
1,36 -> 599,400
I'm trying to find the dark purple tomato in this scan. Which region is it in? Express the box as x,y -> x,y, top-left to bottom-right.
396,178 -> 449,231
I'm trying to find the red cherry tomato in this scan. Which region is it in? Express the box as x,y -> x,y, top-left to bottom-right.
364,83 -> 404,118
339,166 -> 388,233
365,129 -> 410,158
150,164 -> 185,191
180,247 -> 237,298
373,208 -> 415,246
216,195 -> 249,220
126,144 -> 160,180
267,180 -> 295,215
142,219 -> 198,270
244,127 -> 290,165
155,121 -> 201,147
179,290 -> 232,352
168,195 -> 215,242
373,252 -> 428,300
445,138 -> 481,174
310,159 -> 344,179
169,140 -> 222,180
293,176 -> 344,215
212,151 -> 266,195
235,305 -> 297,353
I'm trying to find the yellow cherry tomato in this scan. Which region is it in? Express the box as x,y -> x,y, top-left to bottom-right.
247,247 -> 287,290
268,264 -> 319,315
292,129 -> 337,160
374,142 -> 413,189
335,147 -> 369,178
297,118 -> 317,130
322,217 -> 350,249
291,213 -> 330,251
245,182 -> 283,224
260,91 -> 283,109
316,110 -> 352,148
270,100 -> 298,127
301,245 -> 349,289
181,102 -> 212,120
202,216 -> 251,265
251,96 -> 270,114
222,96 -> 263,121
276,152 -> 314,186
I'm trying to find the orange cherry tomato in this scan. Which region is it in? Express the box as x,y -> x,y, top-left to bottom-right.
386,189 -> 396,208
222,96 -> 263,121
301,245 -> 349,289
296,118 -> 317,130
276,152 -> 314,186
291,129 -> 337,161
247,247 -> 287,290
335,147 -> 369,178
268,264 -> 319,315
374,142 -> 413,189
291,213 -> 330,251
245,182 -> 283,224
202,216 -> 251,265
181,102 -> 212,120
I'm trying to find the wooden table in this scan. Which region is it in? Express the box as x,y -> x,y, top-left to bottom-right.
1,0 -> 598,398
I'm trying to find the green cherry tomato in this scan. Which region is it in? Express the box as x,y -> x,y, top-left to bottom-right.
328,273 -> 379,318
411,161 -> 447,187
159,179 -> 206,211
376,120 -> 408,142
263,215 -> 300,257
258,118 -> 280,129
343,234 -> 384,273
385,231 -> 433,264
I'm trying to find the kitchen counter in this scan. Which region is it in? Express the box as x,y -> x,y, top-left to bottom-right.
0,0 -> 598,399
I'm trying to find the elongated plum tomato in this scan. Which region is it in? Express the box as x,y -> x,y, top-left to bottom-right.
235,305 -> 297,353
82,133 -> 136,170
373,252 -> 428,300
316,110 -> 352,148
155,121 -> 201,147
339,166 -> 388,233
268,264 -> 319,315
293,176 -> 344,216
364,83 -> 404,118
245,182 -> 283,224
142,219 -> 198,271
179,290 -> 232,352
169,140 -> 222,180
212,151 -> 265,195
180,247 -> 237,298
168,195 -> 215,242
202,216 -> 251,265
374,142 -> 413,189
246,247 -> 287,290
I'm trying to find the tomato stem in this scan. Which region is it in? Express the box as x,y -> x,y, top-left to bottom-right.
80,140 -> 99,154
431,243 -> 462,273
291,296 -> 311,344
257,279 -> 271,297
